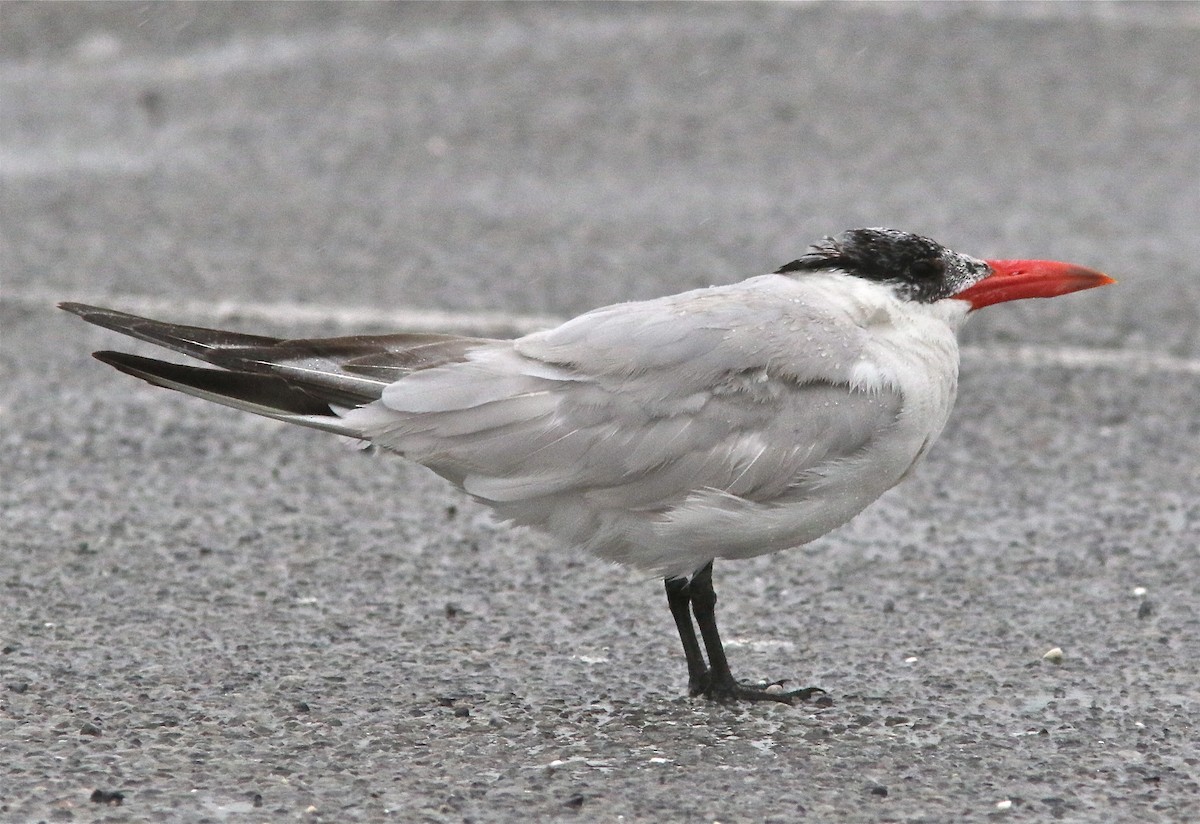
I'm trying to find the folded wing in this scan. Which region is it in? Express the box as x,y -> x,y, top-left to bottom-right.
347,277 -> 903,517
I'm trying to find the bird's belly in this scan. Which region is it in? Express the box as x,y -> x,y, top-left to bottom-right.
517,431 -> 925,578
578,393 -> 948,577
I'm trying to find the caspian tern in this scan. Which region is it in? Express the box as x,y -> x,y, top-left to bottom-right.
60,228 -> 1114,704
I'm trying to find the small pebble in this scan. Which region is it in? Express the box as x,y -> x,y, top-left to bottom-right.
1042,647 -> 1064,664
90,789 -> 124,805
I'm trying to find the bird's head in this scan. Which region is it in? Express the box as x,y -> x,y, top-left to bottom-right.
776,228 -> 1114,309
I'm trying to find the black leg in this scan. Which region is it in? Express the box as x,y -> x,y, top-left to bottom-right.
686,561 -> 827,705
686,562 -> 738,696
664,575 -> 710,696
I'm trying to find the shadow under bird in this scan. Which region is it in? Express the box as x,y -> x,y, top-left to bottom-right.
61,228 -> 1114,704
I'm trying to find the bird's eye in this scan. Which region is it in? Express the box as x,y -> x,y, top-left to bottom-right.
909,259 -> 944,281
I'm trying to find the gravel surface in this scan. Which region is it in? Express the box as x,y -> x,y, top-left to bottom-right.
3,2 -> 1198,822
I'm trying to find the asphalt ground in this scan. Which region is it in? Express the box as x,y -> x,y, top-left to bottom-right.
2,2 -> 1199,822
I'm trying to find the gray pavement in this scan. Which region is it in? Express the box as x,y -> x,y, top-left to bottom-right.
2,2 -> 1199,822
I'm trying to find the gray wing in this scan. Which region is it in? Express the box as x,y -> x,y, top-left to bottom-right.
350,277 -> 902,512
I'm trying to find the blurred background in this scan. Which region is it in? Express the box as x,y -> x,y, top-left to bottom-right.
4,1 -> 1196,352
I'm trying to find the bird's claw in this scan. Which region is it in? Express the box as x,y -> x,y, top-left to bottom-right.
698,676 -> 830,706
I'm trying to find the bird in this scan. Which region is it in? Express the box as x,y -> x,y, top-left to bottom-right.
60,228 -> 1114,704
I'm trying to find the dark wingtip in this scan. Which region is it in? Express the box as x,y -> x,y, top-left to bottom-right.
90,350 -> 337,417
91,350 -> 177,381
59,302 -> 132,329
92,349 -> 125,366
59,301 -> 97,316
91,350 -> 153,379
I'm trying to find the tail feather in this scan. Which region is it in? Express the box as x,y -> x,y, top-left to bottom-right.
59,302 -> 282,357
60,301 -> 497,437
93,351 -> 361,437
